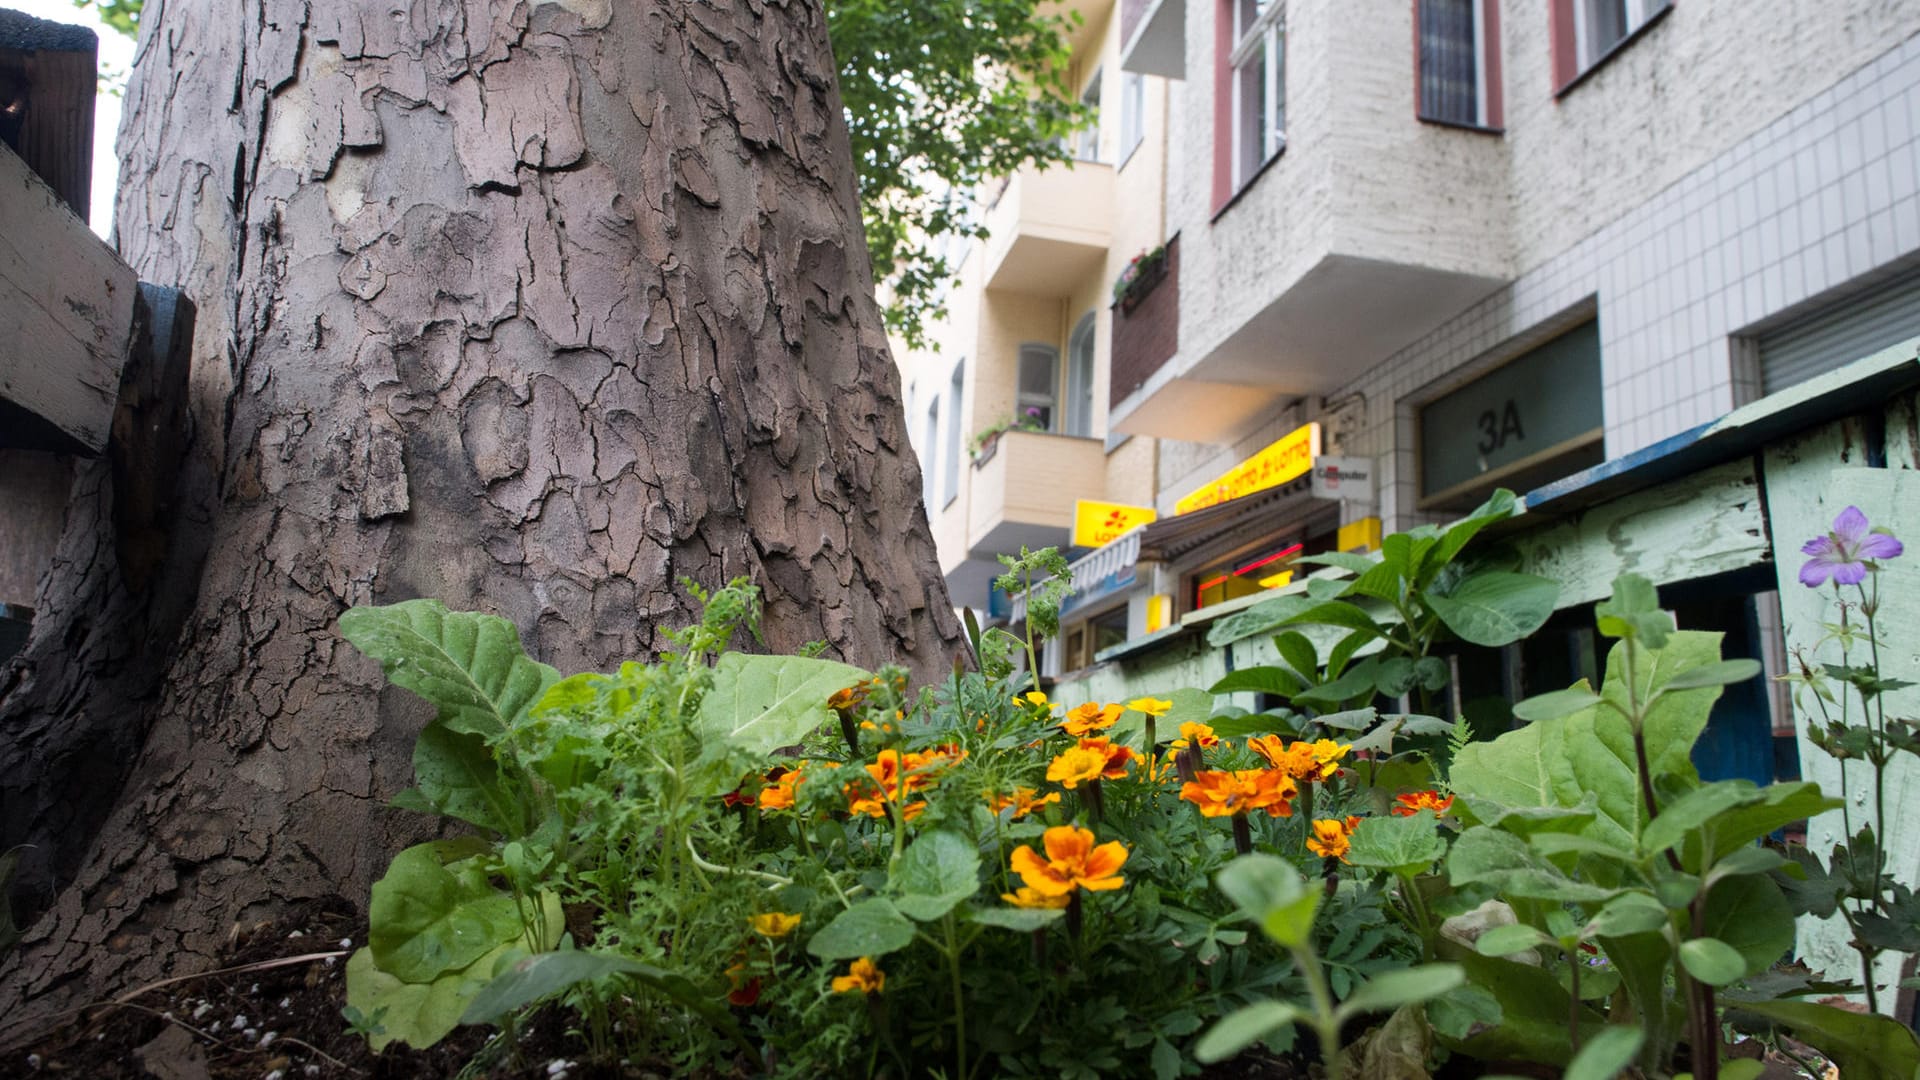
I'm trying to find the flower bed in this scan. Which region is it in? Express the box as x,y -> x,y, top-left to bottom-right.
333,497 -> 1919,1079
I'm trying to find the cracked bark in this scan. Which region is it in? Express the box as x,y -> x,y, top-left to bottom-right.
0,0 -> 964,1032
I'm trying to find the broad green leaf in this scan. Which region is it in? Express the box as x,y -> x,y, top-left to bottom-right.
347,943 -> 506,1052
1336,964 -> 1464,1023
1297,551 -> 1379,576
340,600 -> 560,737
409,723 -> 516,836
1564,1026 -> 1644,1080
1698,873 -> 1795,979
1432,942 -> 1591,1066
1730,999 -> 1920,1080
894,831 -> 981,921
1217,854 -> 1319,950
1194,1001 -> 1305,1062
1424,984 -> 1502,1040
1286,600 -> 1390,636
1458,797 -> 1597,836
1346,811 -> 1448,878
1313,707 -> 1380,732
1640,780 -> 1764,856
1206,594 -> 1318,647
970,906 -> 1066,931
369,843 -> 528,982
458,949 -> 750,1048
1662,659 -> 1762,690
1447,827 -> 1622,903
1594,574 -> 1669,649
693,653 -> 871,755
1419,489 -> 1519,584
1706,846 -> 1787,884
807,898 -> 917,960
1274,631 -> 1319,680
1690,782 -> 1839,865
530,672 -> 601,716
1584,893 -> 1670,938
1772,847 -> 1847,918
1374,656 -> 1418,696
1678,937 -> 1746,986
1210,666 -> 1303,697
1423,572 -> 1559,648
1527,832 -> 1637,864
1474,924 -> 1553,958
1511,685 -> 1602,723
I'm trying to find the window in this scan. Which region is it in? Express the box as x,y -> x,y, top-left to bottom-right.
1417,0 -> 1501,129
942,361 -> 964,505
1064,315 -> 1097,437
1017,343 -> 1061,431
1230,0 -> 1285,188
1553,0 -> 1669,88
922,398 -> 940,502
1061,605 -> 1130,672
1192,537 -> 1303,611
1120,73 -> 1146,162
1075,69 -> 1104,162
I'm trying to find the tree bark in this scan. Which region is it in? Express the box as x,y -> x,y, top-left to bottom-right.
0,0 -> 964,1032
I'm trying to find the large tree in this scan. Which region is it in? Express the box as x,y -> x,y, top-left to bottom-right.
0,0 -> 965,1029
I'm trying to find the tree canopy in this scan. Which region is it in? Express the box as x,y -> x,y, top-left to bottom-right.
78,0 -> 1093,349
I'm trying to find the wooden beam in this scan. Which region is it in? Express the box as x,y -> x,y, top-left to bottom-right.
0,139 -> 134,455
0,7 -> 96,219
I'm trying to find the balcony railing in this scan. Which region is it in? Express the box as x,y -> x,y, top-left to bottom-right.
966,429 -> 1108,558
1110,235 -> 1179,408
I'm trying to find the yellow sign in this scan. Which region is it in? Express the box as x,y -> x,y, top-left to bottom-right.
1175,422 -> 1322,515
1337,516 -> 1382,553
1071,500 -> 1159,548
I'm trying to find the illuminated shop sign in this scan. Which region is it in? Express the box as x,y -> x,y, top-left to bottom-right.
1174,422 -> 1321,515
1071,500 -> 1159,548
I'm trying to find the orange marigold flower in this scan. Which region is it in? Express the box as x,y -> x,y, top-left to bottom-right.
844,780 -> 927,821
1127,696 -> 1173,717
832,957 -> 886,995
1179,768 -> 1298,818
1009,825 -> 1129,896
757,766 -> 805,811
1306,817 -> 1357,861
1046,745 -> 1109,789
986,786 -> 1062,819
1167,722 -> 1220,756
749,912 -> 802,938
1391,790 -> 1455,817
1078,736 -> 1135,780
1001,885 -> 1072,909
828,683 -> 871,714
1247,735 -> 1349,782
1062,701 -> 1124,736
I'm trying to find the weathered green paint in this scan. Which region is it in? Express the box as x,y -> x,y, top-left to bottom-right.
1508,458 -> 1769,611
1763,413 -> 1920,1003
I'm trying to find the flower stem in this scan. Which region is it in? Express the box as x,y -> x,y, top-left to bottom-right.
944,915 -> 969,1080
1231,814 -> 1253,856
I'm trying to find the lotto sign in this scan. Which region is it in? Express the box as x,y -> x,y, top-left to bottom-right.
1071,500 -> 1158,548
1175,422 -> 1321,515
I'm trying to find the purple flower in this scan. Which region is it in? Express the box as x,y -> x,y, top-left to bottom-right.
1799,506 -> 1903,587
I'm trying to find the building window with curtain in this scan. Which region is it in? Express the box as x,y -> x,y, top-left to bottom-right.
1230,0 -> 1285,189
942,360 -> 964,506
1065,315 -> 1097,437
1553,0 -> 1669,89
1417,0 -> 1500,129
1018,343 -> 1061,430
1120,73 -> 1146,163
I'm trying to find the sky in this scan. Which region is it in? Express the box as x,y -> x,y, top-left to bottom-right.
11,0 -> 135,239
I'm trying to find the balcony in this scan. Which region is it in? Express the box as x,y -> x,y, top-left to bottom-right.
1111,235 -> 1179,407
967,429 -> 1107,558
1119,0 -> 1184,79
982,161 -> 1114,297
1043,0 -> 1116,58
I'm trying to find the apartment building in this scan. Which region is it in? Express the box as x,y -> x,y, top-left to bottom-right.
896,0 -> 1172,671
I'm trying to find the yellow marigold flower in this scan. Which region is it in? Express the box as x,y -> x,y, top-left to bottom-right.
1062,701 -> 1124,736
832,956 -> 886,994
1016,690 -> 1054,711
1247,735 -> 1348,782
1166,722 -> 1220,756
986,786 -> 1062,819
1179,769 -> 1297,818
828,683 -> 870,714
844,780 -> 927,821
1000,885 -> 1072,909
1306,816 -> 1360,862
1046,745 -> 1108,789
1009,825 -> 1130,896
1127,696 -> 1173,717
749,912 -> 802,938
1306,738 -> 1350,780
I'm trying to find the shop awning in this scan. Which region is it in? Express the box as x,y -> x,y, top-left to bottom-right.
1137,475 -> 1317,563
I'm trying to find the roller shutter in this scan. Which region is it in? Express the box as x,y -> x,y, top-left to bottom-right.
1759,268 -> 1920,394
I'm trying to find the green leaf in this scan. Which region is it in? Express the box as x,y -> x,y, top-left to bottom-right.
1678,937 -> 1747,986
1446,827 -> 1622,903
1217,854 -> 1319,950
1773,847 -> 1847,918
894,831 -> 981,922
1730,999 -> 1920,1080
1432,943 -> 1591,1066
1210,666 -> 1303,697
460,949 -> 656,1023
1563,1026 -> 1645,1080
1424,984 -> 1502,1040
1194,1001 -> 1305,1063
409,723 -> 516,836
693,653 -> 871,756
1297,551 -> 1379,576
347,943 -> 507,1052
1510,684 -> 1602,723
1418,490 -> 1518,583
1346,811 -> 1448,878
1584,893 -> 1670,938
339,600 -> 559,737
1698,873 -> 1796,979
1336,964 -> 1464,1023
807,899 -> 917,960
1594,574 -> 1672,648
1662,659 -> 1762,690
970,906 -> 1066,931
369,843 -> 529,983
1640,780 -> 1765,857
1274,631 -> 1319,679
1206,594 -> 1318,647
1423,572 -> 1559,648
1474,924 -> 1553,958
1691,782 -> 1839,864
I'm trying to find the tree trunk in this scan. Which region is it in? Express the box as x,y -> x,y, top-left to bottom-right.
0,0 -> 964,1032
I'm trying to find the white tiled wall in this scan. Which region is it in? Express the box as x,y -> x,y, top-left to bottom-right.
1341,27 -> 1920,530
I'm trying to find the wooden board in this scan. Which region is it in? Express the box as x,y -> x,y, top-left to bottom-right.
0,7 -> 97,218
0,447 -> 72,606
0,139 -> 134,454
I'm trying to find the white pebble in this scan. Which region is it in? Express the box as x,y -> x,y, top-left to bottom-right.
305,1067 -> 322,1077
339,938 -> 353,949
250,983 -> 260,994
192,1001 -> 213,1020
279,997 -> 291,1010
232,1015 -> 248,1030
286,930 -> 304,939
243,1028 -> 259,1042
266,1071 -> 284,1080
259,1031 -> 276,1047
323,956 -> 336,967
26,1054 -> 42,1069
